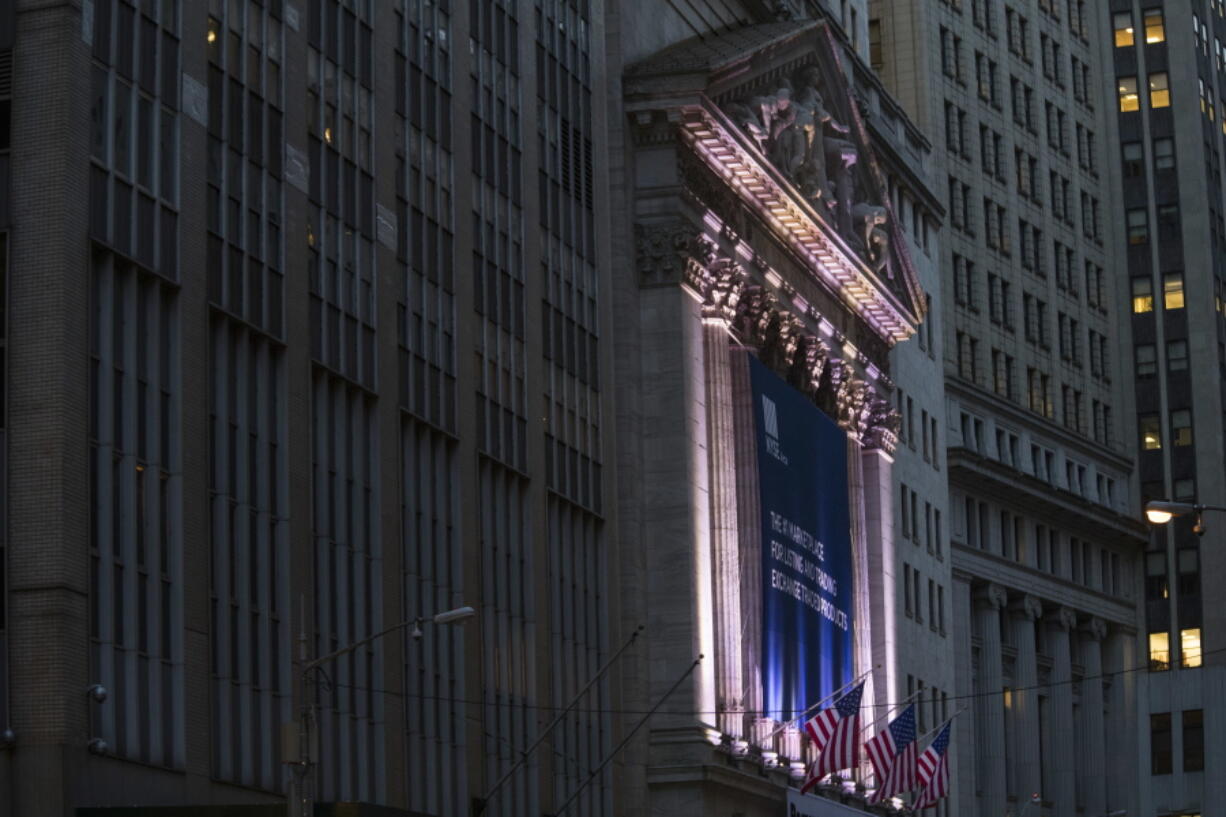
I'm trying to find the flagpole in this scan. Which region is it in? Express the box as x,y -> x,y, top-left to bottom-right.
913,706 -> 967,746
765,667 -> 874,743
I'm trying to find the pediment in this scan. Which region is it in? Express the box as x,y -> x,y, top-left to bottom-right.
627,21 -> 926,340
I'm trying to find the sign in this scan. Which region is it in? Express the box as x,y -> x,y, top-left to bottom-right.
786,788 -> 873,816
748,355 -> 854,721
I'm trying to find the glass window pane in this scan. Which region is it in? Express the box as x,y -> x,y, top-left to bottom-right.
1144,8 -> 1166,43
1149,633 -> 1170,671
1132,277 -> 1154,313
1164,272 -> 1185,309
1119,76 -> 1140,111
1115,11 -> 1135,47
1140,414 -> 1162,449
1150,72 -> 1171,108
1181,629 -> 1202,668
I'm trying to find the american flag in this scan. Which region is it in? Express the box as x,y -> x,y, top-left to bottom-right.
800,681 -> 865,792
865,703 -> 917,803
914,721 -> 953,810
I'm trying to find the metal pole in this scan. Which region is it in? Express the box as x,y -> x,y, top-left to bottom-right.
765,667 -> 873,742
553,655 -> 704,816
476,625 -> 644,813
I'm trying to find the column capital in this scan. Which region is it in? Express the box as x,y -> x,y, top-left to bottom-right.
1047,606 -> 1078,632
1009,594 -> 1043,621
699,257 -> 747,324
974,582 -> 1008,611
1080,616 -> 1109,642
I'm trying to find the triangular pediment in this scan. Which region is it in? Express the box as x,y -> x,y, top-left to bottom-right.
627,21 -> 927,336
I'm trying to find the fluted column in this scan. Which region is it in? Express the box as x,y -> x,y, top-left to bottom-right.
1078,617 -> 1107,817
1046,607 -> 1077,816
975,584 -> 1008,816
953,575 -> 978,817
699,261 -> 746,741
1010,595 -> 1043,805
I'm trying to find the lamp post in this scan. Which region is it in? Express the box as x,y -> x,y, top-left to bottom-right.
1144,500 -> 1226,533
287,604 -> 476,817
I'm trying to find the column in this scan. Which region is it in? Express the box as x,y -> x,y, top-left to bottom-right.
1103,626 -> 1138,817
953,575 -> 978,817
1046,607 -> 1077,817
700,261 -> 745,741
1010,594 -> 1043,805
975,584 -> 1008,816
1078,617 -> 1107,817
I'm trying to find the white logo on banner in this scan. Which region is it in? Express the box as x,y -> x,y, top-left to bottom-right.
762,395 -> 788,465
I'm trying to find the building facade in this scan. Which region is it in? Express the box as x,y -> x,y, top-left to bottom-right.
870,1 -> 1150,816
1104,1 -> 1226,813
614,1 -> 948,813
0,0 -> 620,814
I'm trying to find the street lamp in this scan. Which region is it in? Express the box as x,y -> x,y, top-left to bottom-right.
287,605 -> 476,817
1144,500 -> 1226,533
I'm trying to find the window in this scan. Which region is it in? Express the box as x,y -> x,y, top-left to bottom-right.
1171,409 -> 1192,446
1140,414 -> 1162,450
1150,632 -> 1171,671
1167,339 -> 1188,371
1175,478 -> 1196,500
1143,8 -> 1165,44
1163,272 -> 1184,309
1136,344 -> 1157,376
1122,141 -> 1144,176
1118,76 -> 1139,111
1183,710 -> 1204,770
1154,138 -> 1175,170
1150,72 -> 1171,108
1181,629 -> 1203,669
1151,713 -> 1172,773
1127,208 -> 1149,244
1114,11 -> 1134,46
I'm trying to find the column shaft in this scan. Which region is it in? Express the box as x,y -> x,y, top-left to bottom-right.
1079,631 -> 1106,817
1011,601 -> 1042,805
1047,615 -> 1076,817
702,320 -> 744,739
976,592 -> 1007,815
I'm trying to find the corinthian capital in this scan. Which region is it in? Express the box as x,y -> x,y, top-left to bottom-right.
635,221 -> 715,289
862,395 -> 901,454
701,258 -> 747,323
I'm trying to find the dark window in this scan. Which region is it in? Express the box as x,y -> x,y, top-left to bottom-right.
1183,710 -> 1204,771
1151,713 -> 1172,774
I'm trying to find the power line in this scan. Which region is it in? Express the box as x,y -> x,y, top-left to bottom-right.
231,643 -> 1224,717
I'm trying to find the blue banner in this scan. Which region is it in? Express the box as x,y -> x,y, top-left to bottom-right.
748,355 -> 854,721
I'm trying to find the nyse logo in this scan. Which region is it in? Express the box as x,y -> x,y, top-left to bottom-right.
762,396 -> 789,465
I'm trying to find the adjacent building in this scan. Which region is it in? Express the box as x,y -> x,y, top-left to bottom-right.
1104,0 -> 1226,813
870,1 -> 1150,816
0,0 -> 618,814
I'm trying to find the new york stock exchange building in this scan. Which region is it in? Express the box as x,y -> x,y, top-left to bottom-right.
611,17 -> 944,817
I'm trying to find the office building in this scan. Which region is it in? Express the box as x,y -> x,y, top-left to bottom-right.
0,0 -> 617,814
1105,0 -> 1226,813
870,1 -> 1149,815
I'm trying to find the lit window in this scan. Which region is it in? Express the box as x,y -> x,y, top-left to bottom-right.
1127,208 -> 1149,244
1132,277 -> 1154,313
1114,11 -> 1135,46
1144,8 -> 1166,43
1171,409 -> 1193,446
1181,628 -> 1202,668
1154,137 -> 1175,170
1164,272 -> 1184,309
1119,76 -> 1140,111
1167,339 -> 1188,371
1150,72 -> 1171,108
1136,344 -> 1157,376
1140,413 -> 1162,450
1149,632 -> 1171,671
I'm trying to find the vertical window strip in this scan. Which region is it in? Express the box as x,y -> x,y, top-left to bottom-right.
89,252 -> 182,768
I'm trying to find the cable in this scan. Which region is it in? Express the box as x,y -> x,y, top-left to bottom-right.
228,643 -> 1226,717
